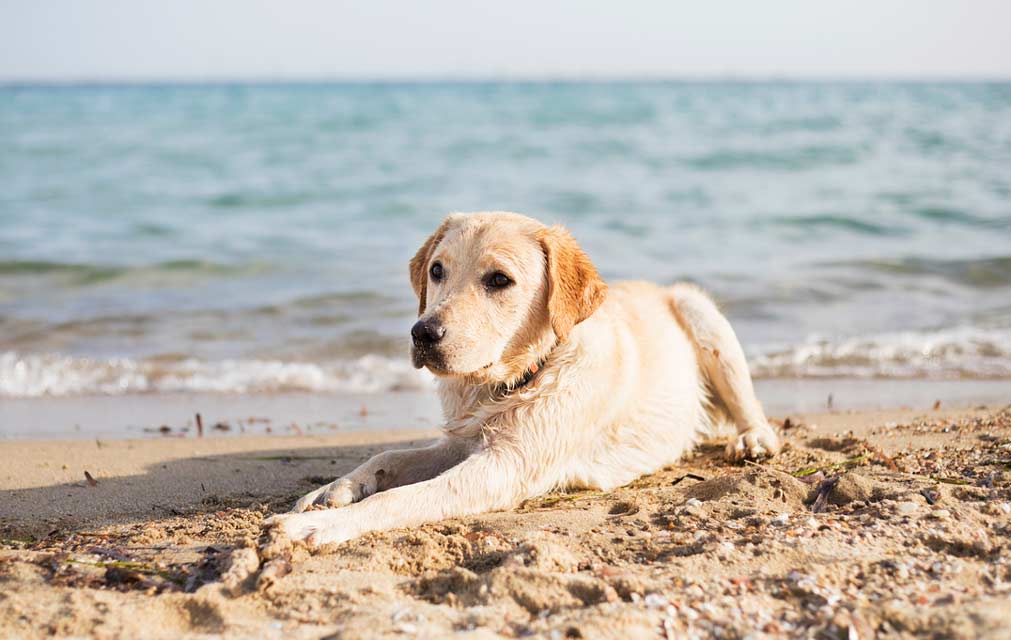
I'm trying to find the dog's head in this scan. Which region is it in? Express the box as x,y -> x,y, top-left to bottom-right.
408,212 -> 606,385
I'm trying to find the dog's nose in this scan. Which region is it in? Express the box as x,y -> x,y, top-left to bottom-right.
411,319 -> 446,347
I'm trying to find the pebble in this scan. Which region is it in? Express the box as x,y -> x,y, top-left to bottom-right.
685,498 -> 703,507
896,502 -> 920,516
683,506 -> 706,519
772,513 -> 790,526
930,509 -> 951,519
644,593 -> 668,609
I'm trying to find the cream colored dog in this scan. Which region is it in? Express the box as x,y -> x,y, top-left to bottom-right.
269,212 -> 779,546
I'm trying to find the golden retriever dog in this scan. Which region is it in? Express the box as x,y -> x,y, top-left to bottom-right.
269,212 -> 779,546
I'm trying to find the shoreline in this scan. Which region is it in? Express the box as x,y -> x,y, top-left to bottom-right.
2,377 -> 1008,441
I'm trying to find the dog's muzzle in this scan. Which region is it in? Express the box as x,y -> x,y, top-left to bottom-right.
411,318 -> 446,370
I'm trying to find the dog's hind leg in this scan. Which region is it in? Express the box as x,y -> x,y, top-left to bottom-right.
668,283 -> 780,460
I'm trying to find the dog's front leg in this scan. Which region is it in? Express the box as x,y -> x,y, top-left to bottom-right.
292,437 -> 472,512
272,446 -> 534,546
271,373 -> 605,547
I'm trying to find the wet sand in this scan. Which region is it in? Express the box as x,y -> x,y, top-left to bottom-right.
2,403 -> 1010,638
3,377 -> 1009,440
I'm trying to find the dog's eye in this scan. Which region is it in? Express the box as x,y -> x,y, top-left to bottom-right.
485,272 -> 513,290
429,262 -> 444,281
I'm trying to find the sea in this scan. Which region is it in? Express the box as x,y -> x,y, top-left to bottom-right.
2,81 -> 1010,399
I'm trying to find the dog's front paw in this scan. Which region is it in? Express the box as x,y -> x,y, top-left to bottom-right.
726,426 -> 780,461
265,511 -> 354,548
293,478 -> 368,513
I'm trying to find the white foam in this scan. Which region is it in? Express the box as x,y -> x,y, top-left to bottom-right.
0,352 -> 433,398
748,326 -> 1011,379
3,325 -> 1009,398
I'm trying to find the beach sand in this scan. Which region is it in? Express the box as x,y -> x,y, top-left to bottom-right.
2,403 -> 1010,638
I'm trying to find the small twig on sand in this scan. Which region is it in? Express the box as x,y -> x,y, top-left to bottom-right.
671,473 -> 706,486
84,471 -> 98,487
196,413 -> 204,438
931,476 -> 971,486
66,559 -> 185,584
810,476 -> 840,513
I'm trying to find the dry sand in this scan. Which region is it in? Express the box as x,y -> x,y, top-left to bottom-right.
2,403 -> 1011,638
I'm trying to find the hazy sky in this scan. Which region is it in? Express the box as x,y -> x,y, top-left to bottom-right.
2,1 -> 1010,81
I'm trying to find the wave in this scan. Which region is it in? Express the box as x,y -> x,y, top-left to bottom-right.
4,325 -> 1009,398
749,326 -> 1011,379
828,255 -> 1011,289
684,145 -> 859,171
207,192 -> 318,209
758,115 -> 842,134
0,259 -> 268,287
0,352 -> 432,398
767,214 -> 904,236
909,205 -> 1010,228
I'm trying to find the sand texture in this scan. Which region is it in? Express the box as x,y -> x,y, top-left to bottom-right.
2,405 -> 1011,639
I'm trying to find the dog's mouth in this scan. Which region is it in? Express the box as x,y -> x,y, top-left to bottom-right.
411,346 -> 442,371
412,348 -> 495,377
428,362 -> 495,376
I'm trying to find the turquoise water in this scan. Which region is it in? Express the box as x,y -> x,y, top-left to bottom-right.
1,82 -> 1010,396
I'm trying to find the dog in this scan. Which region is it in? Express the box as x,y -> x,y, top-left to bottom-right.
269,212 -> 779,546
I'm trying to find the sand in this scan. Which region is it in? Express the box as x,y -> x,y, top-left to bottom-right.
2,403 -> 1011,638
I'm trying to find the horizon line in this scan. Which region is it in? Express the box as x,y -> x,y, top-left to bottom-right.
3,72 -> 1011,87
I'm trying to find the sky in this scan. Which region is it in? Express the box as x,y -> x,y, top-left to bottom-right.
2,0 -> 1010,81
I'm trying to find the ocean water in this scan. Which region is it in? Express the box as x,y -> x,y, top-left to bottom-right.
1,81 -> 1010,398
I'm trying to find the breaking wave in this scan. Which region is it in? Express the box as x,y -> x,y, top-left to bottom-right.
0,352 -> 432,398
3,326 -> 1009,398
748,326 -> 1011,379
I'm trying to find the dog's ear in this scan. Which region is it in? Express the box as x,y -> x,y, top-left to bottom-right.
537,225 -> 607,341
409,216 -> 457,315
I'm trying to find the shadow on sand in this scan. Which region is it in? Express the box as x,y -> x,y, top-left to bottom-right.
0,435 -> 439,541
